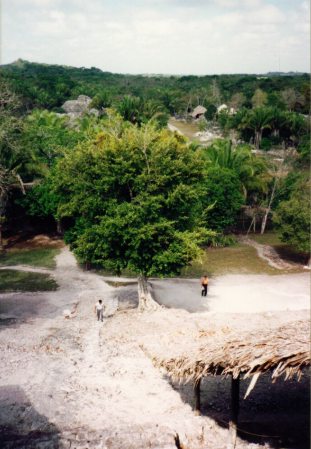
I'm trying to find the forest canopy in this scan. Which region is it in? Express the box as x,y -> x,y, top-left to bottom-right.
0,60 -> 310,271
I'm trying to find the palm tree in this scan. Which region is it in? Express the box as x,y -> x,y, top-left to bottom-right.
204,139 -> 269,199
241,107 -> 273,149
117,95 -> 142,124
269,108 -> 287,138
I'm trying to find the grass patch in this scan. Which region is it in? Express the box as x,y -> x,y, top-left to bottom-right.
0,270 -> 58,292
97,242 -> 281,278
250,232 -> 283,246
0,248 -> 60,269
181,243 -> 280,277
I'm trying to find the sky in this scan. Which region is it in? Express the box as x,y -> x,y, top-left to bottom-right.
1,0 -> 310,75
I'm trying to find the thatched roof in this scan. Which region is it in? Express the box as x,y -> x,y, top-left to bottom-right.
153,320 -> 310,385
217,104 -> 228,112
191,105 -> 207,118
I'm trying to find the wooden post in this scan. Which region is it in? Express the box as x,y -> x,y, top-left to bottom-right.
194,378 -> 201,414
227,374 -> 240,449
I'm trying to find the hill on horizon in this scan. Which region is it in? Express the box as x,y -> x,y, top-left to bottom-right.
2,58 -> 309,77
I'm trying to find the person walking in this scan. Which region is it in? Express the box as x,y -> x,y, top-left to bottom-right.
200,275 -> 209,297
94,299 -> 104,322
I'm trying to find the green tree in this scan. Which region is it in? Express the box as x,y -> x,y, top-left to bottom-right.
269,107 -> 287,138
273,182 -> 310,254
0,81 -> 26,249
251,89 -> 268,108
204,104 -> 217,120
90,91 -> 111,110
243,107 -> 273,149
204,139 -> 269,200
267,92 -> 285,109
281,88 -> 298,112
117,95 -> 142,125
283,112 -> 308,147
117,96 -> 168,127
203,167 -> 244,231
229,92 -> 246,110
23,110 -> 80,168
51,121 -> 213,276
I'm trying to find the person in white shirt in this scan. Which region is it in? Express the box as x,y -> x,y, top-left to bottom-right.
94,299 -> 104,322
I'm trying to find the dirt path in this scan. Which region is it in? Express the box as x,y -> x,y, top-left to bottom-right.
0,247 -> 309,448
0,265 -> 53,274
0,248 -> 216,448
151,272 -> 310,313
168,122 -> 183,134
239,236 -> 305,270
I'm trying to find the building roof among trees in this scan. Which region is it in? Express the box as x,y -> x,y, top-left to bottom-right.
191,105 -> 207,118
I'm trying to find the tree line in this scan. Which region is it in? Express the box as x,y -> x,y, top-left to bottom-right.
1,60 -> 309,115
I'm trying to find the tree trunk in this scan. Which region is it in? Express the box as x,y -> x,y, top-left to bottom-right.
247,213 -> 255,235
137,276 -> 160,312
255,129 -> 262,149
261,178 -> 278,235
0,223 -> 4,253
253,214 -> 256,232
56,219 -> 63,235
260,209 -> 269,235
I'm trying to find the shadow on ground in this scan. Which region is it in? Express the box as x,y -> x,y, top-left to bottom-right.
114,284 -> 139,310
151,279 -> 209,313
171,370 -> 310,448
0,293 -> 54,331
0,385 -> 60,449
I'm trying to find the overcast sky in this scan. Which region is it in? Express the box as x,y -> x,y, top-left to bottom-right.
1,0 -> 309,74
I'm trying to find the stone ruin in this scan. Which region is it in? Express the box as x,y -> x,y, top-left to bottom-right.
61,95 -> 99,119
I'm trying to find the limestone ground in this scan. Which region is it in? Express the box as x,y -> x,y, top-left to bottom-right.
0,247 -> 309,448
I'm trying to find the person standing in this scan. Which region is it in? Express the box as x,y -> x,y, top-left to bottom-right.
94,299 -> 104,322
200,275 -> 209,297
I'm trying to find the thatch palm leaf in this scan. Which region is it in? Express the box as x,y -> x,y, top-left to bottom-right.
205,139 -> 268,199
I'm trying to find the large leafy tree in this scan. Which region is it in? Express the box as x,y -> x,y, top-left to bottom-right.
51,121 -> 212,276
202,167 -> 244,231
22,110 -> 80,168
0,81 -> 27,249
273,181 -> 310,255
